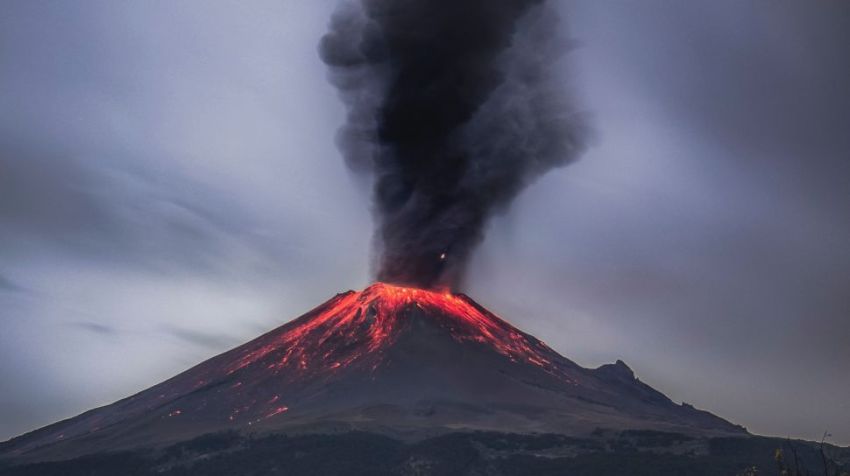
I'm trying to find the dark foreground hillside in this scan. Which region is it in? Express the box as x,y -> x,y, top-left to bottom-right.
2,430 -> 847,476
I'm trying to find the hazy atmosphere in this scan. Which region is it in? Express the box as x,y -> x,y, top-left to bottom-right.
1,0 -> 848,446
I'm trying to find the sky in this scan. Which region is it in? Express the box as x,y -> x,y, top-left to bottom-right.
1,1 -> 848,446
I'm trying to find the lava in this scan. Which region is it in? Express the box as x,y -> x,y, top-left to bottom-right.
265,406 -> 289,418
225,283 -> 560,379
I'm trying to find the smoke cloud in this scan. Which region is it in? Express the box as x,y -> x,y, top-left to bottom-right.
320,0 -> 586,289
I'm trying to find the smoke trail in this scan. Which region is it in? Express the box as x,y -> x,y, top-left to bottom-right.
320,0 -> 586,289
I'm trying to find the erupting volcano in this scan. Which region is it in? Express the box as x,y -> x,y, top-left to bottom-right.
1,283 -> 742,463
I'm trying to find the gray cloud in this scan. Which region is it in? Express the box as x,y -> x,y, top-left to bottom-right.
162,325 -> 242,351
70,321 -> 118,336
0,134 -> 279,277
0,273 -> 23,293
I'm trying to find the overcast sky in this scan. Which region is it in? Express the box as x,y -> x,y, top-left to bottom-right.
1,1 -> 848,445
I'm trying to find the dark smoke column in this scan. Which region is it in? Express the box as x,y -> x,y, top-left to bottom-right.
320,0 -> 586,289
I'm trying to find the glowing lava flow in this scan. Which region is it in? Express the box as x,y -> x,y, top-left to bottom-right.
225,283 -> 559,378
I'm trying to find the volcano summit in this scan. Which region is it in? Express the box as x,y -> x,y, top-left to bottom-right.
1,283 -> 742,464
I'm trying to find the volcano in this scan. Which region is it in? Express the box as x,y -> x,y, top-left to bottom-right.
1,283 -> 743,463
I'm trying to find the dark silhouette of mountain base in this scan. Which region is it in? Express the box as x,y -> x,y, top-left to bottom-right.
4,430 -> 849,476
1,283 -> 744,464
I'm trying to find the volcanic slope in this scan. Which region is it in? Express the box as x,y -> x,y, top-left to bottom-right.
0,283 -> 743,461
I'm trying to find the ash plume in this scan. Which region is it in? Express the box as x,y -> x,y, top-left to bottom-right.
320,0 -> 587,289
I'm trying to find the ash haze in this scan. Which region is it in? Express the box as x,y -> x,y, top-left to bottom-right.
1,0 -> 849,448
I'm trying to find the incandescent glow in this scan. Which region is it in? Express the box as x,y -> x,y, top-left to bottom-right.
225,283 -> 560,377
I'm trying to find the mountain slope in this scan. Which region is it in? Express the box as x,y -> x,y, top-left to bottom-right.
0,283 -> 743,462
